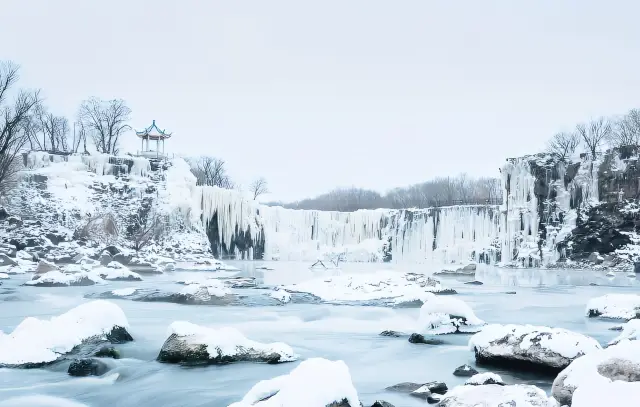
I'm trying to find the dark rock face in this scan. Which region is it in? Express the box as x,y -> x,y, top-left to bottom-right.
103,246 -> 121,256
106,326 -> 134,344
408,333 -> 445,345
453,364 -> 478,377
380,330 -> 403,337
0,207 -> 8,220
94,346 -> 120,359
371,402 -> 395,407
68,358 -> 110,377
464,280 -> 483,285
205,210 -> 265,260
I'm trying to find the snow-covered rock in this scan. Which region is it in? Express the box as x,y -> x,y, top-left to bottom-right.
111,288 -> 138,297
179,279 -> 232,298
464,372 -> 504,386
227,358 -> 360,407
0,300 -> 132,367
438,384 -> 558,407
453,364 -> 478,377
608,319 -> 640,346
586,294 -> 640,320
552,339 -> 640,406
157,321 -> 298,365
94,265 -> 143,281
35,259 -> 58,273
416,293 -> 485,334
24,270 -> 105,287
0,265 -> 26,275
270,288 -> 291,303
571,380 -> 640,407
283,271 -> 454,305
469,324 -> 602,372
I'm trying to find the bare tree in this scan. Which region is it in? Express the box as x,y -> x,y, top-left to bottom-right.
188,156 -> 234,188
38,109 -> 69,152
72,120 -> 88,153
0,61 -> 41,196
547,132 -> 580,162
128,211 -> 165,251
249,177 -> 269,200
609,109 -> 640,148
576,117 -> 611,160
73,212 -> 119,245
78,97 -> 131,154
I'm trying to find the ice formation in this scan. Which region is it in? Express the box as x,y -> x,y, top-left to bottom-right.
227,358 -> 360,407
0,300 -> 129,366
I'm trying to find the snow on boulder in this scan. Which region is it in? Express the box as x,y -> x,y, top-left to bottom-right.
24,270 -> 105,287
111,288 -> 138,297
0,300 -> 132,367
469,324 -> 602,373
35,259 -> 58,274
416,293 -> 485,334
608,319 -> 640,346
157,321 -> 298,365
551,339 -> 640,406
571,380 -> 640,407
270,288 -> 291,303
438,384 -> 558,407
94,264 -> 143,281
464,372 -> 505,386
227,358 -> 360,407
179,279 -> 232,299
586,294 -> 640,320
283,270 -> 454,305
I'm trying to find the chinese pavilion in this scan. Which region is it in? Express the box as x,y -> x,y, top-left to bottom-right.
135,120 -> 172,157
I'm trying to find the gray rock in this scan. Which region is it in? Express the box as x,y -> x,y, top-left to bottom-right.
35,260 -> 58,273
588,252 -> 604,264
370,402 -> 395,407
0,254 -> 18,267
408,333 -> 445,345
68,358 -> 110,377
380,330 -> 403,337
385,381 -> 448,395
113,253 -> 132,265
99,253 -> 113,266
453,364 -> 478,377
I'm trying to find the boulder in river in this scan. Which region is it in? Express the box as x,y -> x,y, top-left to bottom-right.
552,339 -> 640,406
453,364 -> 478,377
414,293 -> 485,335
408,333 -> 445,345
586,293 -> 640,320
438,384 -> 557,407
464,372 -> 505,386
385,381 -> 448,395
157,321 -> 298,365
68,358 -> 110,377
469,324 -> 602,374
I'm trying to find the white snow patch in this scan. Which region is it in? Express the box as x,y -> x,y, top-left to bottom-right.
180,279 -> 231,297
0,272 -> 8,279
609,319 -> 640,346
111,288 -> 138,297
417,293 -> 485,334
572,380 -> 640,407
24,270 -> 105,287
167,321 -> 298,363
0,300 -> 129,366
93,266 -> 142,281
465,372 -> 504,386
438,384 -> 558,407
227,358 -> 360,407
586,294 -> 640,319
270,288 -> 291,303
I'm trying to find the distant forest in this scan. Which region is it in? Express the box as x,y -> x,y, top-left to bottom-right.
264,174 -> 502,212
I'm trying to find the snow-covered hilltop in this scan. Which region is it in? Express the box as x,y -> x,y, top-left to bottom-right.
2,148 -> 639,267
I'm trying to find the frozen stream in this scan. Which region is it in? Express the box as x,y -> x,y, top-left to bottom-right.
0,262 -> 638,407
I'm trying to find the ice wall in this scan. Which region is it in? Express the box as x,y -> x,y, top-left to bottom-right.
500,154 -> 599,266
23,151 -> 150,178
194,184 -> 501,263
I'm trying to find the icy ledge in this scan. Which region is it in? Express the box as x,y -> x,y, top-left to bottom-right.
0,300 -> 133,367
415,293 -> 485,335
586,293 -> 640,320
157,321 -> 298,365
552,339 -> 640,406
469,324 -> 602,373
438,384 -> 558,407
228,358 -> 360,407
283,270 -> 455,305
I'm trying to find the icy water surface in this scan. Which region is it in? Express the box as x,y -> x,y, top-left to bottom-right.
0,262 -> 639,407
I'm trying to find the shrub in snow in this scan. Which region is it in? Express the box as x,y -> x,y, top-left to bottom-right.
464,372 -> 504,386
552,339 -> 640,406
157,321 -> 298,365
24,270 -> 105,287
438,384 -> 557,407
227,358 -> 360,407
608,319 -> 640,346
0,300 -> 132,367
469,324 -> 602,373
416,293 -> 485,335
586,294 -> 640,320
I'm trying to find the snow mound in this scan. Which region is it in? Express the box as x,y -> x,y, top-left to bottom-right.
24,270 -> 105,287
180,279 -> 231,298
0,272 -> 8,279
465,372 -> 504,386
608,319 -> 640,346
283,270 -> 453,304
552,339 -> 640,406
93,265 -> 143,281
0,265 -> 26,275
572,380 -> 640,407
438,384 -> 558,407
111,288 -> 138,297
469,324 -> 602,372
157,321 -> 298,365
0,300 -> 131,367
586,294 -> 640,320
417,293 -> 485,334
270,288 -> 291,303
227,358 -> 360,407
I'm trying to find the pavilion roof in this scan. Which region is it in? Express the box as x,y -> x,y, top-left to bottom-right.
135,120 -> 172,139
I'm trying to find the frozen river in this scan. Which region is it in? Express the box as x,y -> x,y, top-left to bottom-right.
0,262 -> 638,407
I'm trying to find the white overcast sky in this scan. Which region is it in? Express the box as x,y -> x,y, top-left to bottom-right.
2,1 -> 639,202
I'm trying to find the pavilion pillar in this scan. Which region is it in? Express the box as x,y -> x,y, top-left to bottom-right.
156,138 -> 159,157
141,137 -> 144,154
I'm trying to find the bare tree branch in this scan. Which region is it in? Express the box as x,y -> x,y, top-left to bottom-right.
249,177 -> 269,200
188,156 -> 234,188
78,97 -> 131,154
576,117 -> 611,160
608,109 -> 640,148
547,132 -> 580,162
